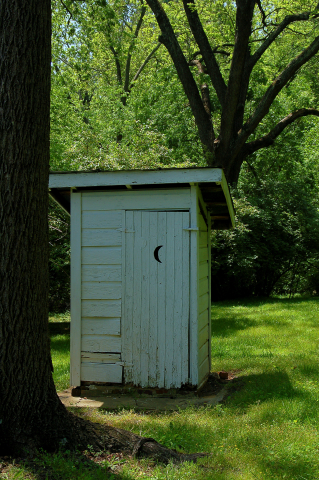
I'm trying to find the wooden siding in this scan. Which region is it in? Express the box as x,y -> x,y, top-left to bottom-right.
82,189 -> 191,211
81,363 -> 123,383
82,318 -> 120,335
70,187 -> 215,388
80,207 -> 123,383
123,210 -> 190,388
197,206 -> 210,386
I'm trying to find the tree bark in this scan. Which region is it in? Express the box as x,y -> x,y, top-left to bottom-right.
0,0 -> 74,454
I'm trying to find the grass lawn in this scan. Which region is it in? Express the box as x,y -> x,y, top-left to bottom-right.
1,297 -> 319,479
49,312 -> 71,392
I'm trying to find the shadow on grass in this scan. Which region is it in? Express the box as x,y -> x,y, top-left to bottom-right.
1,451 -> 138,480
211,315 -> 257,336
226,370 -> 317,419
49,321 -> 70,336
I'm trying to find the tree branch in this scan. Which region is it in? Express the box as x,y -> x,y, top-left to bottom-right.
243,108 -> 319,156
256,0 -> 267,27
60,0 -> 73,27
248,11 -> 316,69
131,43 -> 161,84
182,0 -> 227,107
244,157 -> 260,182
146,0 -> 215,155
123,5 -> 147,97
110,46 -> 123,85
234,35 -> 319,156
188,58 -> 206,74
219,0 -> 255,154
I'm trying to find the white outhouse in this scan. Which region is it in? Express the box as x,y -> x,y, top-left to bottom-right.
49,168 -> 234,389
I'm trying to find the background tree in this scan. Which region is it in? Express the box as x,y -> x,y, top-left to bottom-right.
50,0 -> 203,171
145,0 -> 319,183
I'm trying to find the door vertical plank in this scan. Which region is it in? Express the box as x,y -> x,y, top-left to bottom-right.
157,212 -> 166,388
70,191 -> 82,386
123,211 -> 134,382
148,213 -> 158,387
181,212 -> 190,384
165,212 -> 175,388
140,211 -> 150,386
173,212 -> 183,386
132,211 -> 142,386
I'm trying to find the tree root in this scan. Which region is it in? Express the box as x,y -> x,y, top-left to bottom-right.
69,413 -> 207,464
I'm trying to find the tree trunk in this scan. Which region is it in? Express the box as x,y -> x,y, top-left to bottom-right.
0,0 -> 75,454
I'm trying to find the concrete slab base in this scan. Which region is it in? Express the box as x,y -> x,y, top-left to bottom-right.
58,387 -> 227,411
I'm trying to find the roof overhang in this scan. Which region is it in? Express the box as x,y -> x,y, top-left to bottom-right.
49,168 -> 235,230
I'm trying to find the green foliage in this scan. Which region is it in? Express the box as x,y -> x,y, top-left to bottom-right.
211,178 -> 319,299
49,198 -> 70,312
50,0 -> 203,172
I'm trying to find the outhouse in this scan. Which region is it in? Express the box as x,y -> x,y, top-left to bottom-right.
49,168 -> 235,389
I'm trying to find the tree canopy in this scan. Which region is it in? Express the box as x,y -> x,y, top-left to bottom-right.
50,0 -> 319,185
145,0 -> 319,183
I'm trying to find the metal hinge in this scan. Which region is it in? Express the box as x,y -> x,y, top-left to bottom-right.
183,227 -> 199,231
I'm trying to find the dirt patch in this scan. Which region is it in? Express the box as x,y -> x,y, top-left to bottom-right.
198,371 -> 241,397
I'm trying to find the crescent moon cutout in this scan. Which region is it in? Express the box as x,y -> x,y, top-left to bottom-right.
154,245 -> 163,263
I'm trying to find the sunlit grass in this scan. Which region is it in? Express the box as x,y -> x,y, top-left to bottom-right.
2,298 -> 319,479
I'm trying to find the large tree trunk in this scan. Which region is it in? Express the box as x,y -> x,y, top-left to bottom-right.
0,0 -> 74,454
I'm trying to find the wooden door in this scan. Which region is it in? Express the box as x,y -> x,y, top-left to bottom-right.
123,210 -> 190,388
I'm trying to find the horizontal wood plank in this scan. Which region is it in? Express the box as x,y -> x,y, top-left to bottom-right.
198,215 -> 207,230
82,334 -> 121,353
82,282 -> 121,300
82,299 -> 121,317
198,309 -> 209,331
199,293 -> 209,314
82,318 -> 121,335
198,341 -> 209,366
82,228 -> 122,247
82,190 -> 191,211
199,234 -> 208,247
50,168 -> 223,189
199,247 -> 208,263
199,277 -> 209,295
199,262 -> 209,279
82,211 -> 122,229
81,362 -> 122,383
198,324 -> 209,348
82,247 -> 121,265
81,352 -> 121,363
82,265 -> 121,282
198,357 -> 210,385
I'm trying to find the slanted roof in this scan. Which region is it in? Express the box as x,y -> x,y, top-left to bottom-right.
49,167 -> 235,229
